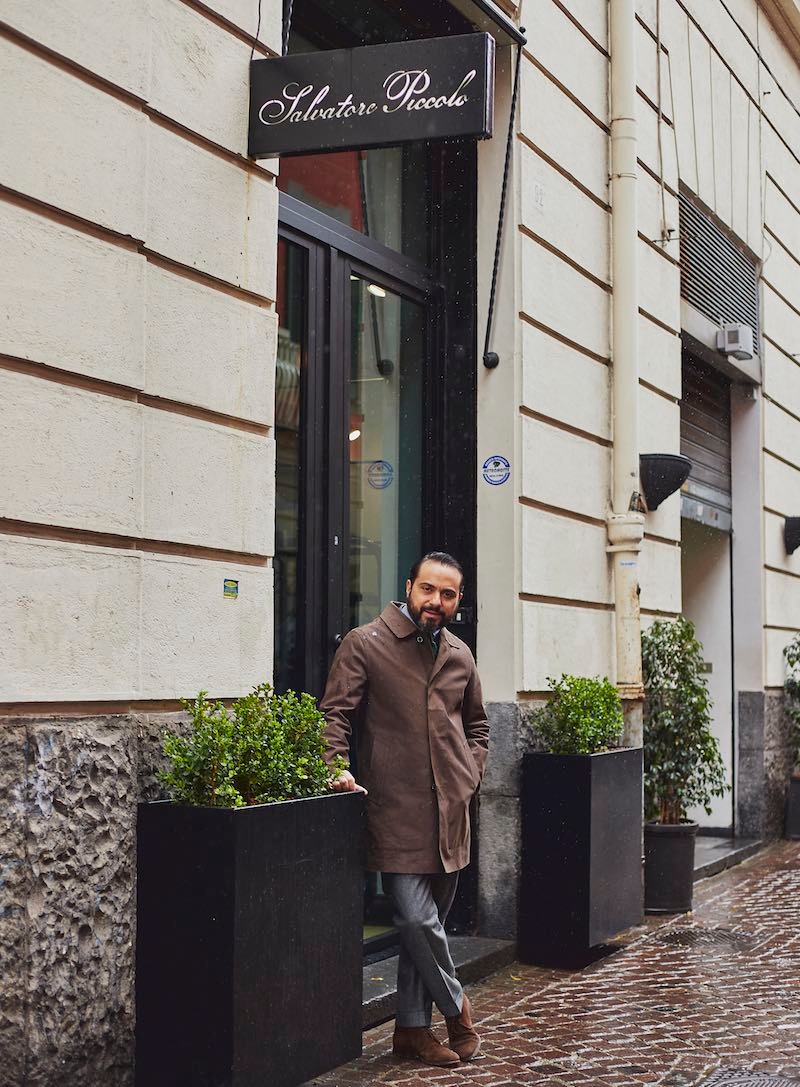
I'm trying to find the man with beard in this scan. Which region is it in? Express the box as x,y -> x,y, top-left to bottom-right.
320,551 -> 489,1068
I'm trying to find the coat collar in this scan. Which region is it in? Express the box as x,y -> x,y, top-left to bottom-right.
380,602 -> 417,639
379,602 -> 461,652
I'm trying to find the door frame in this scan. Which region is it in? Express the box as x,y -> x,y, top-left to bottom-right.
278,194 -> 440,696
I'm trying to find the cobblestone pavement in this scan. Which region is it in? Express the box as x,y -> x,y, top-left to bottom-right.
311,841 -> 800,1087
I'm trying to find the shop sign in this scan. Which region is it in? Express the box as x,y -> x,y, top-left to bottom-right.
249,32 -> 494,157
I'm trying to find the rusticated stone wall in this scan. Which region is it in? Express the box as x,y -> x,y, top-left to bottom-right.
738,691 -> 794,841
0,713 -> 180,1087
477,701 -> 546,941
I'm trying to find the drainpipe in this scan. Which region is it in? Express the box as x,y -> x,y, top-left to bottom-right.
608,0 -> 645,746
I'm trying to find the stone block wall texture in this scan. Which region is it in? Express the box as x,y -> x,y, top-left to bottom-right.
3,0 -> 800,1082
737,691 -> 793,840
0,714 -> 183,1087
495,0 -> 799,706
478,701 -> 546,940
489,0 -> 799,841
0,0 -> 279,704
0,2 -> 279,1075
0,718 -> 136,1087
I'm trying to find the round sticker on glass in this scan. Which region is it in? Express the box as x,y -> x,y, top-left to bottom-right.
367,460 -> 394,489
482,455 -> 511,486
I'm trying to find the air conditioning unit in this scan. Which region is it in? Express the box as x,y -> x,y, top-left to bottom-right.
716,322 -> 754,361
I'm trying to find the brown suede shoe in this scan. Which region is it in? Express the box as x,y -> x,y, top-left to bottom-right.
446,992 -> 481,1061
392,1026 -> 460,1067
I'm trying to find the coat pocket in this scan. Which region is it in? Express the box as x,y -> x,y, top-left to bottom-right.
457,730 -> 481,791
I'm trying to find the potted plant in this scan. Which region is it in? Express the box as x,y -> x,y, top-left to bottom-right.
642,618 -> 728,913
135,684 -> 364,1087
519,674 -> 643,966
784,634 -> 800,838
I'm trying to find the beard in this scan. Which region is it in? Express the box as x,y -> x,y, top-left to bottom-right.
407,597 -> 448,633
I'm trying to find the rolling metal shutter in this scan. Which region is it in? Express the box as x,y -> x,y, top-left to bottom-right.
680,353 -> 732,532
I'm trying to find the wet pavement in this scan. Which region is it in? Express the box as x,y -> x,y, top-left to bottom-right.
310,841 -> 800,1087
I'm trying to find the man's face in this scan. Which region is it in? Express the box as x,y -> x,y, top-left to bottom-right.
405,561 -> 463,633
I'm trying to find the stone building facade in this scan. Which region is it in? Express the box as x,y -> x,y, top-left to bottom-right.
1,0 -> 799,1081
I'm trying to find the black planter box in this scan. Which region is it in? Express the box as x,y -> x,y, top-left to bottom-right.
136,791 -> 365,1087
519,748 -> 643,964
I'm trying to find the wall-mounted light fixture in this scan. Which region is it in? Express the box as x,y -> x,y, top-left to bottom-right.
639,453 -> 692,511
716,322 -> 754,361
786,517 -> 800,555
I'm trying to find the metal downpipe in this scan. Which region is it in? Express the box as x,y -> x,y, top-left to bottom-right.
608,0 -> 645,745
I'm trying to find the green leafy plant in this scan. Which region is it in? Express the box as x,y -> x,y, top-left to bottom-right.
529,674 -> 623,755
160,684 -> 345,808
642,617 -> 728,824
785,633 -> 800,772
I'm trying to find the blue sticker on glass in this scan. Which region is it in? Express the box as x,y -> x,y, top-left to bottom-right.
367,460 -> 394,489
482,455 -> 510,486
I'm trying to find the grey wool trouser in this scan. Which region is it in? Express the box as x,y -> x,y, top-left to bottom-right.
381,872 -> 464,1028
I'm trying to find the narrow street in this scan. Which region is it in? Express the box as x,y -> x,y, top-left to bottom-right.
312,842 -> 800,1087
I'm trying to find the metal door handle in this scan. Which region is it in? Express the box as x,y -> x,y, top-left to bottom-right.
333,633 -> 344,647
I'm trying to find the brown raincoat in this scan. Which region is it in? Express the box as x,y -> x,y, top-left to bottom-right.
320,602 -> 489,874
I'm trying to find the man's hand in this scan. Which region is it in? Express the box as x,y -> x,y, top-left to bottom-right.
330,769 -> 368,795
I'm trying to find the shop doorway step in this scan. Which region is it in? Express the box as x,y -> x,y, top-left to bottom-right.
694,834 -> 762,881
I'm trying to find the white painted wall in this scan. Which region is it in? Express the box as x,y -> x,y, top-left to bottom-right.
3,0 -> 800,712
681,519 -> 735,829
636,0 -> 800,696
507,0 -> 800,714
476,45 -> 520,702
0,1 -> 278,702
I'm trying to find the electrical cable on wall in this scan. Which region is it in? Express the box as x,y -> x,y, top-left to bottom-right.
250,0 -> 263,63
483,38 -> 525,369
655,0 -> 669,245
755,4 -> 773,276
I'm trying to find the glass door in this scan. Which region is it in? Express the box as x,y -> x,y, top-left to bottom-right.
344,272 -> 429,948
274,220 -> 434,699
346,273 -> 425,632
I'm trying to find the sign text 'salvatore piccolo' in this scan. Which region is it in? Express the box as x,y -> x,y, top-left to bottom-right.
249,33 -> 495,158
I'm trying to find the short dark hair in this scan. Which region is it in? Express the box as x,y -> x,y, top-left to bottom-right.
408,551 -> 464,592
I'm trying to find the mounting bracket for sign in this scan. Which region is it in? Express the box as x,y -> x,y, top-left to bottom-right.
282,0 -> 292,56
483,36 -> 524,370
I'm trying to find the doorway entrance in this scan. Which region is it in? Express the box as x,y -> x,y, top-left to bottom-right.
273,4 -> 481,941
274,182 -> 478,944
274,207 -> 434,696
681,520 -> 734,828
274,138 -> 479,936
680,353 -> 735,830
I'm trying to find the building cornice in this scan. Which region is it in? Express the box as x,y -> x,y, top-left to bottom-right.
761,0 -> 800,65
